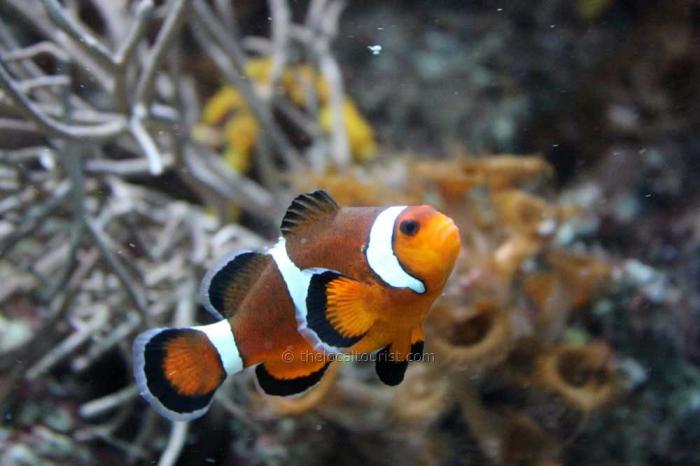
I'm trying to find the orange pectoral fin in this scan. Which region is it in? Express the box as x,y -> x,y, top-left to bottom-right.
255,358 -> 332,397
305,270 -> 375,349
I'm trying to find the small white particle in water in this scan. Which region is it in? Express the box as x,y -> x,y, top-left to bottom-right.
538,218 -> 558,236
552,143 -> 559,147
624,259 -> 655,284
497,7 -> 503,11
368,44 -> 382,55
377,27 -> 384,30
644,193 -> 652,198
128,242 -> 136,248
38,150 -> 55,170
549,24 -> 556,29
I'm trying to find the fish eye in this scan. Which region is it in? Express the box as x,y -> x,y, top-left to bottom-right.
399,219 -> 420,236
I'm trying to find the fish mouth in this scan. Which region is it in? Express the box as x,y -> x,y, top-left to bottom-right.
433,215 -> 461,255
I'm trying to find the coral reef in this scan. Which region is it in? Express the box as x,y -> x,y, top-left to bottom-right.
291,154 -> 616,465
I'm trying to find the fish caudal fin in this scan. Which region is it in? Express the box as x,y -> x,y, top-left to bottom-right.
200,250 -> 270,320
132,320 -> 243,421
255,360 -> 331,396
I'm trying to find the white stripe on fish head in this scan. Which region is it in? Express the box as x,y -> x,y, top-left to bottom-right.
365,206 -> 426,294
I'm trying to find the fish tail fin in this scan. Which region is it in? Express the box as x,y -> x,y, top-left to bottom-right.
132,320 -> 243,421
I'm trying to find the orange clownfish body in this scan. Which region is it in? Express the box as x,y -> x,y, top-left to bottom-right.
133,190 -> 460,421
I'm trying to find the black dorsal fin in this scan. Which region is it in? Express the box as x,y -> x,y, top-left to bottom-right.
200,251 -> 270,320
280,190 -> 340,239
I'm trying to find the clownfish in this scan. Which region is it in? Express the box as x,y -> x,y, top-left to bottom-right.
133,190 -> 460,421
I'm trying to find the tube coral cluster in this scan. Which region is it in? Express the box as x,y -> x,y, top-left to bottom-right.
286,154 -> 617,465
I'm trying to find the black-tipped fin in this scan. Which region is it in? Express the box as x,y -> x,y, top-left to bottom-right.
305,270 -> 374,349
200,250 -> 269,320
410,326 -> 425,359
255,361 -> 331,396
280,190 -> 340,239
410,340 -> 425,358
133,327 -> 226,421
375,335 -> 424,386
375,344 -> 409,386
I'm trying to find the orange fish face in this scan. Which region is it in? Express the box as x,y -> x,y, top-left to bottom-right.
392,205 -> 461,293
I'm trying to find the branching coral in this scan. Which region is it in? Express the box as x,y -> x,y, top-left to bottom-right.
0,0 -> 370,464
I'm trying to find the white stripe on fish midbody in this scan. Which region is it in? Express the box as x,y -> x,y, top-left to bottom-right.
268,237 -> 344,355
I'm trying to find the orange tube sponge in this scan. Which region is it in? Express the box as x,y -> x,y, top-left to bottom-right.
293,170 -> 418,206
523,271 -> 558,312
501,413 -> 563,466
412,160 -> 483,203
546,250 -> 611,310
463,155 -> 553,190
491,234 -> 542,282
491,189 -> 559,238
392,364 -> 451,424
426,298 -> 512,372
534,342 -> 616,413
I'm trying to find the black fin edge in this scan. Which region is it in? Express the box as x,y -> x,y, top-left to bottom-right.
306,271 -> 365,348
203,251 -> 266,319
375,344 -> 409,386
280,190 -> 339,236
410,340 -> 424,360
255,361 -> 331,396
141,329 -> 224,416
